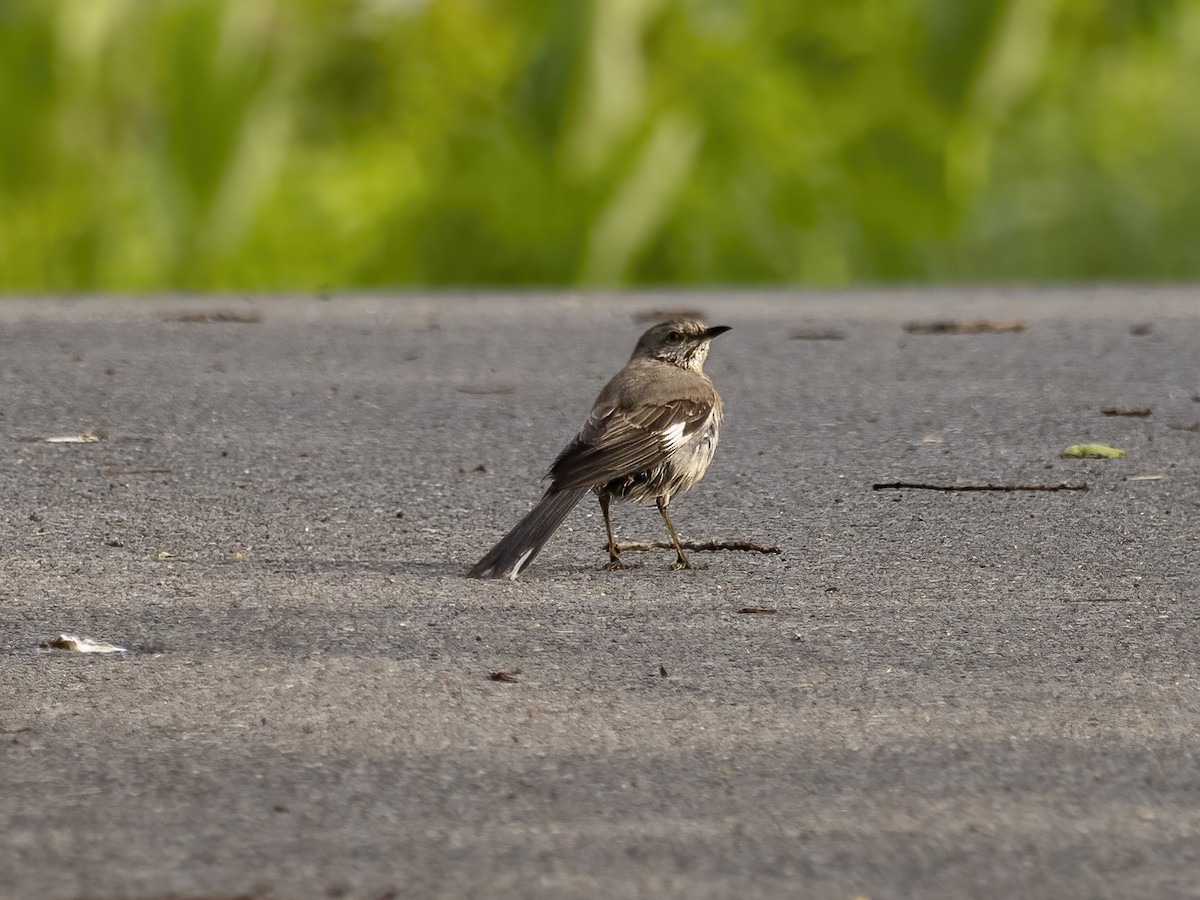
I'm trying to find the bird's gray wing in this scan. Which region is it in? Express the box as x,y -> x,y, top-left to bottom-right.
547,396 -> 714,491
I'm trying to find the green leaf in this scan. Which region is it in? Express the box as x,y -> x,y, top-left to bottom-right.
1059,444 -> 1128,459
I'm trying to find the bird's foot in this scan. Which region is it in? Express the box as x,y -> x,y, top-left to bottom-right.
605,558 -> 629,570
670,558 -> 692,571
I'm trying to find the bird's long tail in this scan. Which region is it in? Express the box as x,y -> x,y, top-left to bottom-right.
468,487 -> 588,579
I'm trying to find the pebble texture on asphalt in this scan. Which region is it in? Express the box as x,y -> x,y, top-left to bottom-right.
2,291 -> 1198,899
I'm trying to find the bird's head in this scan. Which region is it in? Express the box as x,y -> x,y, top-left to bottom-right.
631,319 -> 731,371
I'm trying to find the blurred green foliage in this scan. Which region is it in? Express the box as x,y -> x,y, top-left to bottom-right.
2,0 -> 1199,290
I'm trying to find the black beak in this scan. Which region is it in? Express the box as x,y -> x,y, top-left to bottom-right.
703,325 -> 731,340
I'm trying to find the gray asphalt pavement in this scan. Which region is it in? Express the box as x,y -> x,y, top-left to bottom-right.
2,290 -> 1199,899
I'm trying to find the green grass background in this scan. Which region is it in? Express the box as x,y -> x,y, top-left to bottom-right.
2,0 -> 1198,291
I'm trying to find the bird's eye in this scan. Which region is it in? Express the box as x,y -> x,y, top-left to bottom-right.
666,330 -> 682,342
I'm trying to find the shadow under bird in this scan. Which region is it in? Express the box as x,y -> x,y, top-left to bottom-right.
469,319 -> 730,580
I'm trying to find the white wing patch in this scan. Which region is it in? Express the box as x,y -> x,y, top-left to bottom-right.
661,420 -> 688,450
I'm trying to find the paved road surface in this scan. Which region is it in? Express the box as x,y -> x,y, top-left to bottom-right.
2,290 -> 1199,899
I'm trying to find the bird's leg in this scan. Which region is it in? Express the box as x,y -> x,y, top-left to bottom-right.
599,493 -> 625,569
656,497 -> 691,569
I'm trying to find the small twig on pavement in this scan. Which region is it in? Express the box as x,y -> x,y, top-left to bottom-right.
872,482 -> 1088,493
903,319 -> 1026,335
614,539 -> 781,554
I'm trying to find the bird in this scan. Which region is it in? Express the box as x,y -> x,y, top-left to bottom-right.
468,319 -> 730,580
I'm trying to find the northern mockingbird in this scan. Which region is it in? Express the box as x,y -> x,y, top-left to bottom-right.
469,319 -> 730,580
